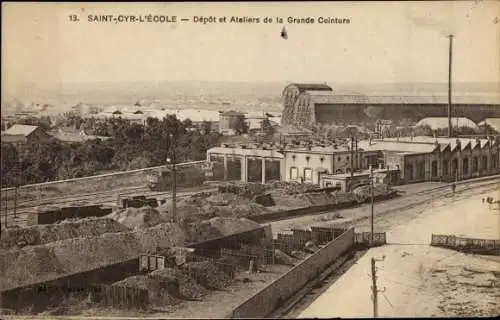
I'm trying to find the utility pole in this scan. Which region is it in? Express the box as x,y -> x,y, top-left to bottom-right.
167,133 -> 177,223
371,256 -> 386,318
447,34 -> 454,138
370,166 -> 375,247
371,258 -> 378,318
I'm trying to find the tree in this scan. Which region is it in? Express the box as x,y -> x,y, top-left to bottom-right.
232,116 -> 249,135
261,118 -> 275,137
364,106 -> 384,120
200,120 -> 213,135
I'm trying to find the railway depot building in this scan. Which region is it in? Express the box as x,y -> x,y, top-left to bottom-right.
207,142 -> 378,185
359,137 -> 500,184
207,136 -> 499,186
280,83 -> 500,127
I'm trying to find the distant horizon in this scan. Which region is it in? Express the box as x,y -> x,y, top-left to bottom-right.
3,2 -> 498,93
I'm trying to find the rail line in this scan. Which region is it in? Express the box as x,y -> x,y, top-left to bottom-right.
3,186 -> 218,214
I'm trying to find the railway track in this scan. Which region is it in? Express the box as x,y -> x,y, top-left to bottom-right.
2,186 -> 219,228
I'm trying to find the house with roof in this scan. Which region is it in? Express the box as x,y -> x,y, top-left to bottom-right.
280,82 -> 500,127
1,124 -> 54,144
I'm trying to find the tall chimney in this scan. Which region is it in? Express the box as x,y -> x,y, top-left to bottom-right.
448,34 -> 454,138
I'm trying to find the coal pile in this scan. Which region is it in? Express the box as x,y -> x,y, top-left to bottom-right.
183,220 -> 223,244
106,207 -> 167,230
207,217 -> 261,237
0,223 -> 186,292
0,218 -> 130,249
149,268 -> 207,300
274,249 -> 298,266
181,260 -> 234,290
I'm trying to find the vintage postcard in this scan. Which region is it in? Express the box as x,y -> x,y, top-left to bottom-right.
1,1 -> 499,318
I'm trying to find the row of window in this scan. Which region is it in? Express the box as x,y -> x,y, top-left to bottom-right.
289,154 -> 352,162
289,166 -> 313,182
407,155 -> 498,180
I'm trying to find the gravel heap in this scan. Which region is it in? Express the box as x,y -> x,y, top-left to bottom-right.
0,223 -> 186,292
149,268 -> 207,300
0,218 -> 130,249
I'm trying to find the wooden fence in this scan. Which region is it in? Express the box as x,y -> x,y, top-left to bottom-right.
431,234 -> 500,254
355,232 -> 387,246
99,285 -> 149,310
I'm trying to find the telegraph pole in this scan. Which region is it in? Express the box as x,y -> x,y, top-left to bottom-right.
350,136 -> 355,179
167,133 -> 177,223
447,34 -> 454,138
370,166 -> 375,247
371,256 -> 386,318
371,258 -> 378,318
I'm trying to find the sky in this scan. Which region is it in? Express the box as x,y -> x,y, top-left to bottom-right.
2,1 -> 499,95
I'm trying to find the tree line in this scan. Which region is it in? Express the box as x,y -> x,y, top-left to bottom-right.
1,115 -> 220,188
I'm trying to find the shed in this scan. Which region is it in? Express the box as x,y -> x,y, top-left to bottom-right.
1,125 -> 53,144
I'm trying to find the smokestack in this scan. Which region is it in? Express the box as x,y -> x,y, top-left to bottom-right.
448,34 -> 454,138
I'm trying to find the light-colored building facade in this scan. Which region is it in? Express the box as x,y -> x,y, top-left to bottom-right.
218,111 -> 246,135
206,136 -> 499,186
206,142 -> 377,184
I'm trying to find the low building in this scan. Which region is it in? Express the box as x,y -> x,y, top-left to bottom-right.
206,140 -> 377,185
1,124 -> 53,144
358,136 -> 499,184
320,172 -> 371,192
219,110 -> 246,135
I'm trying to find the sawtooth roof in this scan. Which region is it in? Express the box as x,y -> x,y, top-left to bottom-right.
358,139 -> 439,154
382,136 -> 494,151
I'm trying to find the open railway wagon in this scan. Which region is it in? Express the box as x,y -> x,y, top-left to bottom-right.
147,165 -> 224,192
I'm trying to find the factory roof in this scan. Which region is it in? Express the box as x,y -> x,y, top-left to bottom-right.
276,124 -> 313,135
284,145 -> 351,153
415,117 -> 479,130
358,139 -> 439,154
308,93 -> 500,105
381,136 -> 494,151
207,147 -> 285,159
286,83 -> 333,92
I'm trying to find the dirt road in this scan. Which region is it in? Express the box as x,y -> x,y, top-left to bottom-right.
296,185 -> 500,318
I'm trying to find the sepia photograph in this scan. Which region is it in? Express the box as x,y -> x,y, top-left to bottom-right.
1,1 -> 499,318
